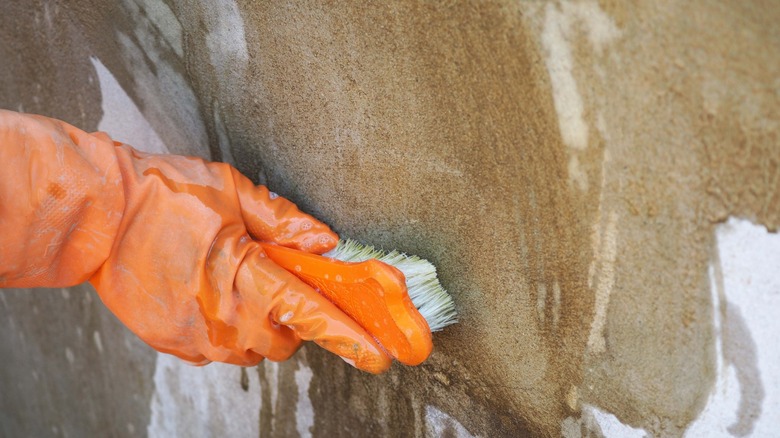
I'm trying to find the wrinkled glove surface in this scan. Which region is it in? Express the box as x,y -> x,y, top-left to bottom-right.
0,110 -> 391,373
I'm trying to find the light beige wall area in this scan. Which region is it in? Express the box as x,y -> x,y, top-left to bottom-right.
1,1 -> 779,437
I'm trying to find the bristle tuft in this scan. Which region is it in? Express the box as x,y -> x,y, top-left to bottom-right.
325,239 -> 458,331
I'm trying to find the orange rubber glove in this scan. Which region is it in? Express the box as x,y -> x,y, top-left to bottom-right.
0,110 -> 391,373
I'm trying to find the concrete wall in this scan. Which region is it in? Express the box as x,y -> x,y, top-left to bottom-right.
1,1 -> 779,436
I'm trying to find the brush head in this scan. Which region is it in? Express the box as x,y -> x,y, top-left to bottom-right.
324,239 -> 458,332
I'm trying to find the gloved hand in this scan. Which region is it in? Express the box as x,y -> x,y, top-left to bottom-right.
0,110 -> 391,373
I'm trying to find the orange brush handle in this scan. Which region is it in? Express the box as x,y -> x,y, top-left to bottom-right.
260,242 -> 433,365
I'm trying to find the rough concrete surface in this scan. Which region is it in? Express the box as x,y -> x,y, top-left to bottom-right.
1,1 -> 778,437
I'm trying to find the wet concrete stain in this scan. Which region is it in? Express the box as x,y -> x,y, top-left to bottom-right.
0,0 -> 103,130
189,3 -> 604,435
214,2 -> 599,436
0,285 -> 157,438
0,2 -> 158,437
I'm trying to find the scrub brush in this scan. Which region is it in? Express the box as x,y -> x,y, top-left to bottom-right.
324,239 -> 458,331
260,239 -> 457,365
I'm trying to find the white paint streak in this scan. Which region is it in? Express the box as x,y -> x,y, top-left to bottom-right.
587,211 -> 618,355
91,57 -> 169,153
686,218 -> 780,437
552,279 -> 562,328
586,405 -> 647,437
135,0 -> 183,57
265,361 -> 280,416
536,282 -> 547,322
541,3 -> 589,151
147,354 -> 261,438
425,405 -> 476,438
561,416 -> 581,438
588,151 -> 610,289
295,364 -> 315,437
538,1 -> 619,190
113,2 -> 210,157
537,279 -> 562,328
567,154 -> 589,191
93,331 -> 104,353
201,0 -> 248,76
563,404 -> 647,437
186,0 -> 248,165
566,2 -> 621,55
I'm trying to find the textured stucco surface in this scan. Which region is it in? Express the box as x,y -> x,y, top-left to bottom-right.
1,1 -> 779,437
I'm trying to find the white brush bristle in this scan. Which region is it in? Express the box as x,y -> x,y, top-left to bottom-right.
324,239 -> 458,331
